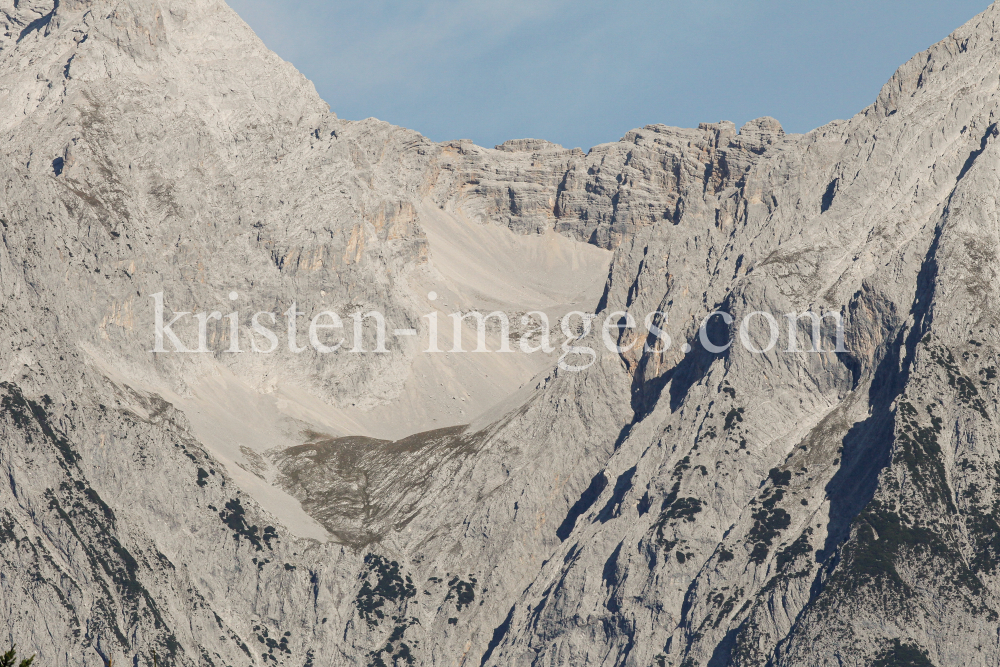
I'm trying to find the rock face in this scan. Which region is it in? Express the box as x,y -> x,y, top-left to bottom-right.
3,0 -> 1000,666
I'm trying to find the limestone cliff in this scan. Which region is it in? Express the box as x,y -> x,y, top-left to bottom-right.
2,1 -> 1000,666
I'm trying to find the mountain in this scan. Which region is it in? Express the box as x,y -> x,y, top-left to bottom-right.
2,0 -> 1000,665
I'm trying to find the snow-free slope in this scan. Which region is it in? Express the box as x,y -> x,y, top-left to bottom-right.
4,1 -> 1000,666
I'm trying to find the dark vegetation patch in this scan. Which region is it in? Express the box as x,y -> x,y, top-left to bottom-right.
367,616 -> 419,667
353,558 -> 422,667
652,455 -> 702,552
895,402 -> 951,510
926,345 -> 989,419
709,587 -> 744,629
816,396 -> 997,620
776,528 -> 813,572
966,462 -> 1000,575
218,498 -> 277,551
445,575 -> 477,611
354,554 -> 416,628
768,467 -> 791,487
871,639 -> 936,667
1,645 -> 35,667
1,383 -> 79,468
747,483 -> 791,564
1,383 -> 182,659
664,497 -> 703,523
824,498 -> 995,620
252,624 -> 291,661
724,407 -> 745,431
675,549 -> 695,564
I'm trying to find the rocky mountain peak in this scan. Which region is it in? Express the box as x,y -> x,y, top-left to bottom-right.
3,1 -> 1000,666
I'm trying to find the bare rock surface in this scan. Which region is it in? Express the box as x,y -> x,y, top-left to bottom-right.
3,1 -> 1000,666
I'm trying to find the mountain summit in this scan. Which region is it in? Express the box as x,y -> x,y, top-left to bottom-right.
3,1 -> 1000,665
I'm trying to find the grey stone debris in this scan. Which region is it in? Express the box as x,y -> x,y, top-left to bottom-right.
2,0 -> 1000,665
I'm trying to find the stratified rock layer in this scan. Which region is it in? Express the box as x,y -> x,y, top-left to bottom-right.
3,1 -> 1000,666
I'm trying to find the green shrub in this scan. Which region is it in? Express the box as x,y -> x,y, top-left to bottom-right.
0,646 -> 34,667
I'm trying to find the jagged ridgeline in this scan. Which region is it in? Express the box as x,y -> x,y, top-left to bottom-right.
3,0 -> 1000,665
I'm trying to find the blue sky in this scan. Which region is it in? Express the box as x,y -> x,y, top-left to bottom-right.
227,1 -> 990,150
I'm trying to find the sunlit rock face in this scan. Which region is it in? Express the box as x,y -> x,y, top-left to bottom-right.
3,1 -> 1000,665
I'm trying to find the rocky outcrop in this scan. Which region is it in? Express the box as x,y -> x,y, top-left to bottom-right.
3,0 -> 1000,666
429,118 -> 788,250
